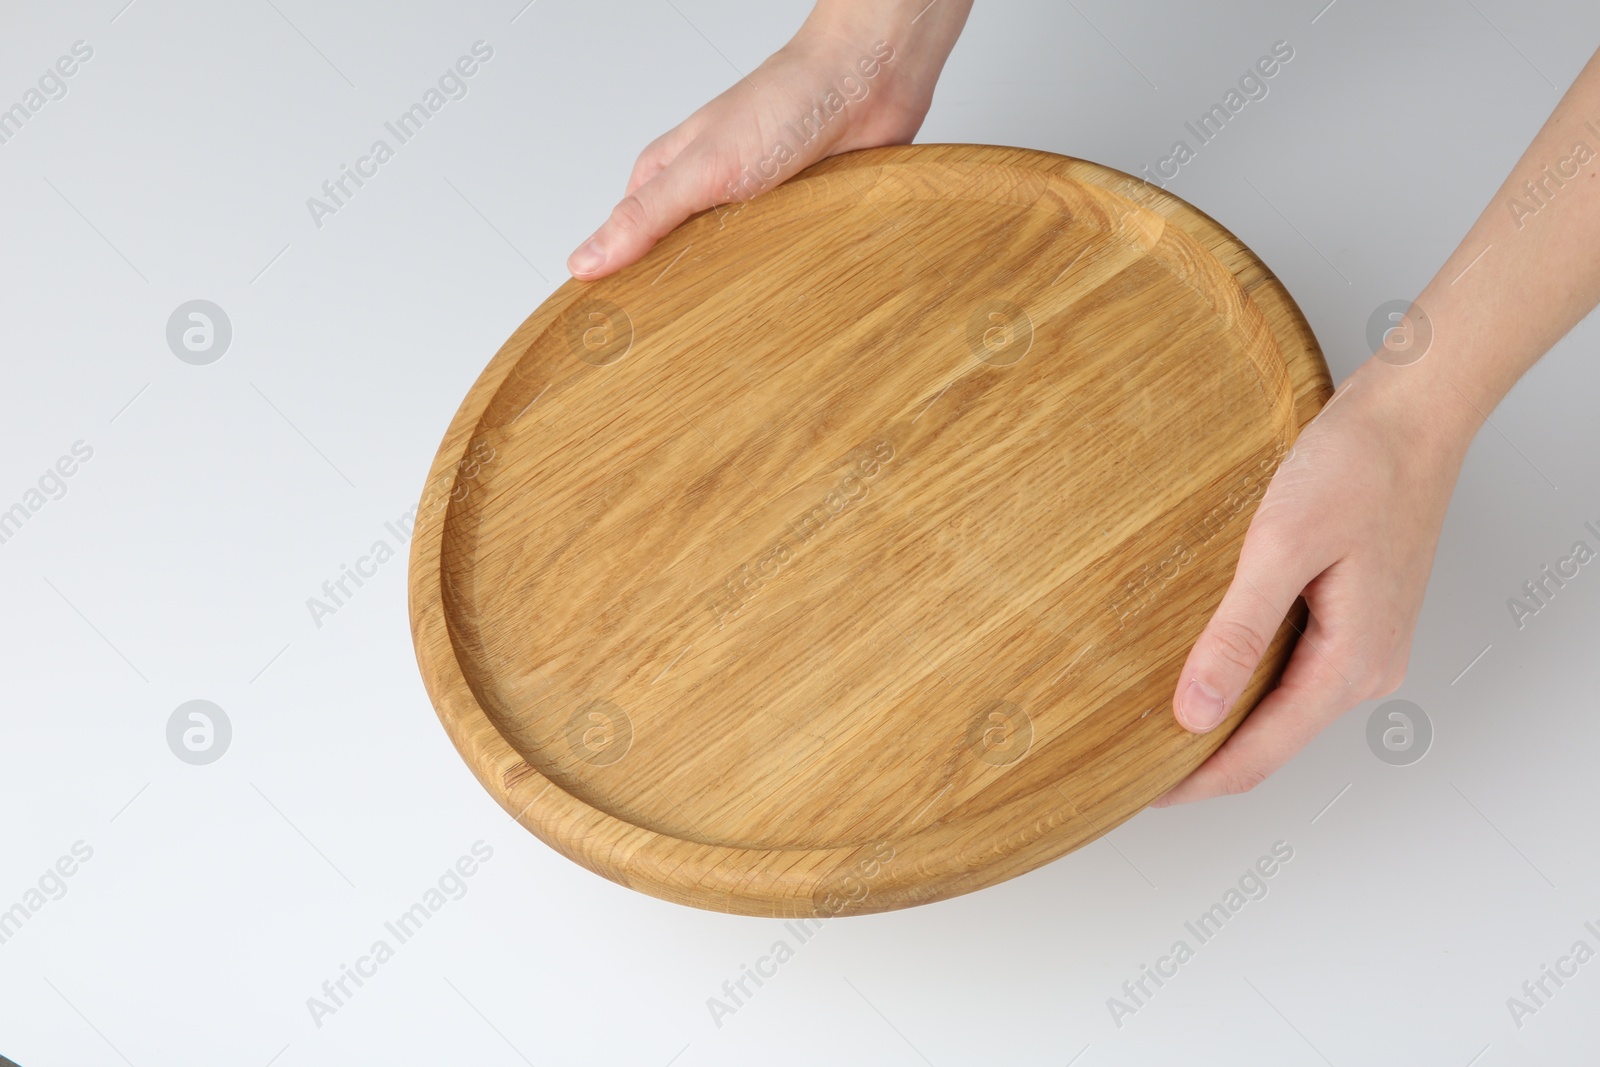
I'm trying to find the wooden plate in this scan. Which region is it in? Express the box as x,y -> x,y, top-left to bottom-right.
409,144 -> 1331,917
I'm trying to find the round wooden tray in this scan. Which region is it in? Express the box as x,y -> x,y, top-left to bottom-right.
409,144 -> 1331,917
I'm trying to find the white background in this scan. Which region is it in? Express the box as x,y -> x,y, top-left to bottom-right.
2,1 -> 1599,1064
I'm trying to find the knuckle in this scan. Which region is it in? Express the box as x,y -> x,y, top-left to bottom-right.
1260,534 -> 1308,573
1221,765 -> 1269,796
637,135 -> 672,167
1331,642 -> 1406,702
609,194 -> 651,235
1208,617 -> 1269,674
1242,512 -> 1295,556
1304,653 -> 1363,701
1241,518 -> 1315,578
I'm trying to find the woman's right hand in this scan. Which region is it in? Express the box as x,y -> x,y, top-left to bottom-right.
566,0 -> 973,279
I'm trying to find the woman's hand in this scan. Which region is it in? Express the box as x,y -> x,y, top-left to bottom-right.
1155,361 -> 1475,806
1159,43 -> 1600,804
566,0 -> 972,279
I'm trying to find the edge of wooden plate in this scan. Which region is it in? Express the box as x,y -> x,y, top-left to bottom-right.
408,144 -> 1334,918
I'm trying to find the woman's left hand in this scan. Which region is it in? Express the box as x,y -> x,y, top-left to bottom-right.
1154,360 -> 1473,806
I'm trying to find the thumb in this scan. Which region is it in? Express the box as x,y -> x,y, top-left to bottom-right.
1174,529 -> 1315,733
567,145 -> 722,279
624,122 -> 700,198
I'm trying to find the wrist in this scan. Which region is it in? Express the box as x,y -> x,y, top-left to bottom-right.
790,1 -> 968,121
802,0 -> 964,46
771,27 -> 928,149
1339,356 -> 1480,474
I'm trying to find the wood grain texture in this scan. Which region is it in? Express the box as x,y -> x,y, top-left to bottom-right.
408,144 -> 1332,917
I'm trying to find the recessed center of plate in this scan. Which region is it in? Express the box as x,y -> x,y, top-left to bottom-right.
436,163 -> 1291,852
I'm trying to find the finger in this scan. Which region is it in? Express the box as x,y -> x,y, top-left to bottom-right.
1172,522 -> 1322,734
567,146 -> 720,278
1152,622 -> 1351,806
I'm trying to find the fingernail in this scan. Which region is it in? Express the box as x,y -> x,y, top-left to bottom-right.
1180,679 -> 1228,732
569,238 -> 605,276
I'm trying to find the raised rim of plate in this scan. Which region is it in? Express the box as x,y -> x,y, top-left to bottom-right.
407,144 -> 1333,917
